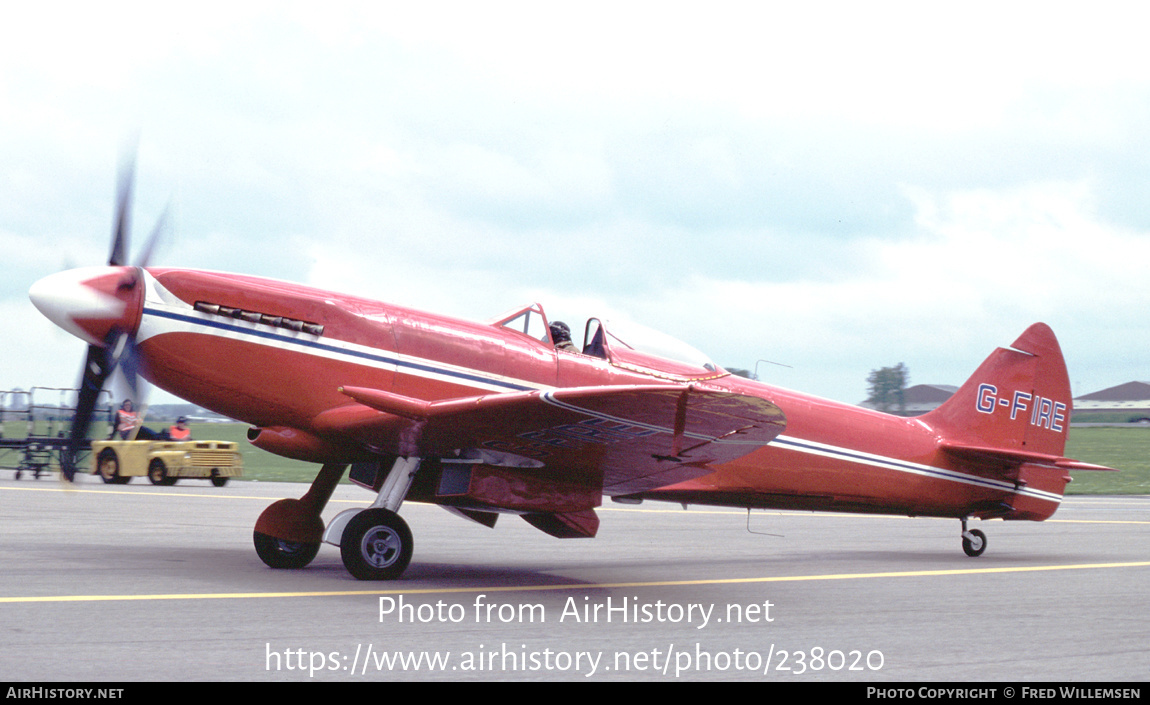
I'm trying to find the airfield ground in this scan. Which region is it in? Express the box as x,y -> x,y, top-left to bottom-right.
1,475 -> 1146,682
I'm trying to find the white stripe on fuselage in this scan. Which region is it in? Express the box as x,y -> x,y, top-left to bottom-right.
137,272 -> 1060,507
768,434 -> 1063,504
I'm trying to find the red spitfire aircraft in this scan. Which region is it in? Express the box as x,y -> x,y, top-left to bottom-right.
29,169 -> 1114,580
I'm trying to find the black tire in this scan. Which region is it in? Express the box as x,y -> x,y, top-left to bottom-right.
97,449 -> 130,484
147,459 -> 177,486
962,528 -> 987,557
210,470 -> 228,487
253,531 -> 320,569
340,508 -> 413,581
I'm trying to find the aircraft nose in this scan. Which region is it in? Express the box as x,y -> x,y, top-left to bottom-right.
29,266 -> 142,346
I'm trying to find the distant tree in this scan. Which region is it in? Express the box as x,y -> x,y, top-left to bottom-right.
866,363 -> 909,414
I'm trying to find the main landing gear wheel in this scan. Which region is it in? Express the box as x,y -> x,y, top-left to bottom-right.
341,508 -> 413,581
962,528 -> 987,557
253,531 -> 321,569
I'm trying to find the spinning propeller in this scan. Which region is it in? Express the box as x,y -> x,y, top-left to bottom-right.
29,154 -> 167,480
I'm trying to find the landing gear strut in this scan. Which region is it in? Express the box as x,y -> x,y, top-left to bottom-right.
960,517 -> 987,557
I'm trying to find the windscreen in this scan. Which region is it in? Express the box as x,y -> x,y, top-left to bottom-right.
600,319 -> 717,372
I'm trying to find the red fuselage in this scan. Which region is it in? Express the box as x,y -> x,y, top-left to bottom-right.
123,267 -> 1068,523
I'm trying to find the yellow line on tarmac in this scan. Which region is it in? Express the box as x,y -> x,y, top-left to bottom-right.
0,484 -> 272,500
4,561 -> 1148,605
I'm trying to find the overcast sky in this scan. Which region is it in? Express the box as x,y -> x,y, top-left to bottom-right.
3,2 -> 1147,409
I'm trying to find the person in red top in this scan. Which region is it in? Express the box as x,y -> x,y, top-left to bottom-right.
168,416 -> 192,441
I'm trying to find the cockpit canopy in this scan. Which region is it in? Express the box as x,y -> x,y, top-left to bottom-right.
493,303 -> 721,380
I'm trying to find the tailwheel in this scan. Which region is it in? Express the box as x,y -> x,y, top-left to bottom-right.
340,508 -> 413,581
253,531 -> 320,569
962,528 -> 987,557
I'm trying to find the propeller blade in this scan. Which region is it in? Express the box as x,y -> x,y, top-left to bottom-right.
115,333 -> 146,404
109,154 -> 135,266
133,204 -> 169,268
62,148 -> 158,481
62,339 -> 115,481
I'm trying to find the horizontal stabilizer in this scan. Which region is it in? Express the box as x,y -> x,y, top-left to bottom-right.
939,440 -> 1118,471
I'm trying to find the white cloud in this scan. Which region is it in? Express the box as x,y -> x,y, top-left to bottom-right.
4,3 -> 1149,408
592,178 -> 1150,402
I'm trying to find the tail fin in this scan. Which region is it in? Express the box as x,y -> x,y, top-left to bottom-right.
921,323 -> 1072,458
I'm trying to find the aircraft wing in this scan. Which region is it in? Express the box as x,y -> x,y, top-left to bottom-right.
313,384 -> 786,494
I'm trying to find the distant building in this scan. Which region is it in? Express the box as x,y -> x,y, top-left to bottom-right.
859,384 -> 957,416
902,384 -> 958,415
1072,381 -> 1150,422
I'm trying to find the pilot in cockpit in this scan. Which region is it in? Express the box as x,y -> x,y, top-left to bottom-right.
549,321 -> 578,353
